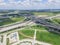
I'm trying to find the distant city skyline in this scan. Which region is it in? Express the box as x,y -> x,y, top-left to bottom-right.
0,0 -> 60,10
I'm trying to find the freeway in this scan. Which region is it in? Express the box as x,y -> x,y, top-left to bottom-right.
25,15 -> 60,34
31,17 -> 60,34
0,14 -> 60,34
45,14 -> 60,19
0,20 -> 32,32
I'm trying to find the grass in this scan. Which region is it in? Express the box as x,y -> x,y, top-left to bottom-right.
17,25 -> 60,45
33,12 -> 56,16
0,17 -> 25,26
52,18 -> 60,24
18,29 -> 60,45
36,31 -> 60,45
18,29 -> 34,40
31,25 -> 47,30
18,25 -> 47,40
11,17 -> 24,22
2,25 -> 60,45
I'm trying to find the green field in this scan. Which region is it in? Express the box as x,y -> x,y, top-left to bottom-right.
33,12 -> 57,16
18,25 -> 60,45
1,24 -> 60,45
0,17 -> 25,26
52,18 -> 60,24
18,29 -> 60,45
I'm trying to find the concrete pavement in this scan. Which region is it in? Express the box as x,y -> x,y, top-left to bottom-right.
0,20 -> 31,32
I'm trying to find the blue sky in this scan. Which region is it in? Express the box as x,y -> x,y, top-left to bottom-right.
0,0 -> 60,10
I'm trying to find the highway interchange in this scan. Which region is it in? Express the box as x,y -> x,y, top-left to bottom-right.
0,13 -> 60,34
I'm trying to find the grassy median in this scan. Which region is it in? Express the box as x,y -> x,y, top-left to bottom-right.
0,17 -> 25,26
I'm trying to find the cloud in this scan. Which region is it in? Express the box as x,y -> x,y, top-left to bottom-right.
48,0 -> 53,2
0,0 -> 4,3
0,0 -> 60,9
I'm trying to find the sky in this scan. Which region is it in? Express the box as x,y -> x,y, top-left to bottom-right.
0,0 -> 60,10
